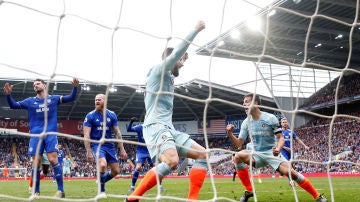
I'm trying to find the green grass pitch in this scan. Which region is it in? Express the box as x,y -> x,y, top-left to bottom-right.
0,177 -> 359,201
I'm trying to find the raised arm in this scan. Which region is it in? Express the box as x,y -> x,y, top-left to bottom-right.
60,78 -> 79,103
226,124 -> 245,150
162,21 -> 206,72
126,117 -> 137,132
113,126 -> 128,160
3,82 -> 25,109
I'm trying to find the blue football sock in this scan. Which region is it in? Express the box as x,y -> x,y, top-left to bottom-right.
32,168 -> 41,193
131,169 -> 140,186
100,171 -> 114,192
53,163 -> 64,192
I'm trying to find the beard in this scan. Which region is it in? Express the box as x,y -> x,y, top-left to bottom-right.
95,105 -> 103,111
172,67 -> 179,77
36,89 -> 44,94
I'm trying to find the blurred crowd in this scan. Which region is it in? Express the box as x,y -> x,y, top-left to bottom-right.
301,73 -> 360,108
1,112 -> 359,178
210,114 -> 360,176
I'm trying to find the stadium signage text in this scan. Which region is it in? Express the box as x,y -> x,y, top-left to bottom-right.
0,119 -> 84,134
225,117 -> 246,133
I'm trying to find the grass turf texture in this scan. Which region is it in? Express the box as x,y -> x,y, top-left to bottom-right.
0,177 -> 359,201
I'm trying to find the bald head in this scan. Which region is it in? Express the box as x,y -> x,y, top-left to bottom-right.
95,94 -> 105,111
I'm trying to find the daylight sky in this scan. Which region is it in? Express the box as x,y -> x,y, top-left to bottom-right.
0,0 -> 337,97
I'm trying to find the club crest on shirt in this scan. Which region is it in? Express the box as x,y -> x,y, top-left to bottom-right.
169,75 -> 174,87
107,118 -> 110,122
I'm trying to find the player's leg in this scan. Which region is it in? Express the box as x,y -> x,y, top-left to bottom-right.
99,146 -> 119,193
41,154 -> 50,180
234,150 -> 253,190
127,148 -> 177,201
232,167 -> 236,181
179,138 -> 207,200
233,150 -> 255,202
28,137 -> 44,195
129,152 -> 145,191
42,164 -> 50,176
277,161 -> 327,201
129,162 -> 142,191
45,135 -> 64,197
280,151 -> 296,186
146,156 -> 165,191
63,167 -> 70,180
94,146 -> 109,193
256,169 -> 262,183
127,125 -> 177,202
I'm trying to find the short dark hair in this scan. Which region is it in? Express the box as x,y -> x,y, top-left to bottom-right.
34,78 -> 46,85
245,93 -> 261,105
162,47 -> 174,59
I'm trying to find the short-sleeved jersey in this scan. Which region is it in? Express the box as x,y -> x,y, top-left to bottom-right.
83,109 -> 118,147
57,149 -> 65,164
144,29 -> 198,127
128,124 -> 149,154
282,129 -> 298,149
12,95 -> 61,134
63,158 -> 72,168
239,112 -> 282,151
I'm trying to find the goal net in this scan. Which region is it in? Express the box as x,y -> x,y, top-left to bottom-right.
0,0 -> 359,201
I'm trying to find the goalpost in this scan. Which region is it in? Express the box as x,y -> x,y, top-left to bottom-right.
0,168 -> 28,180
0,0 -> 359,201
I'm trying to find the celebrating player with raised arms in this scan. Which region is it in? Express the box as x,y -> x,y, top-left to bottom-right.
126,21 -> 207,202
3,78 -> 79,198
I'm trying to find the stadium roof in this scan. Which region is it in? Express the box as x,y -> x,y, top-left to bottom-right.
196,0 -> 360,70
195,0 -> 359,98
0,78 -> 277,121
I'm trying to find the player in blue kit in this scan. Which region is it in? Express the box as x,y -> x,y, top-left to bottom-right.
3,78 -> 79,198
280,117 -> 310,186
57,144 -> 66,166
53,144 -> 66,182
127,117 -> 165,192
127,21 -> 207,202
226,93 -> 327,202
83,93 -> 128,195
280,117 -> 309,161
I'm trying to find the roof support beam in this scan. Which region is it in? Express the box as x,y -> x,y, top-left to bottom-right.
116,91 -> 136,117
66,89 -> 83,120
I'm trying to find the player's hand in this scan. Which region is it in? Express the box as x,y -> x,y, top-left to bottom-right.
119,149 -> 128,160
130,117 -> 137,122
3,82 -> 12,95
86,152 -> 94,162
72,78 -> 79,87
272,147 -> 280,156
195,21 -> 205,32
183,52 -> 189,61
226,124 -> 234,135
